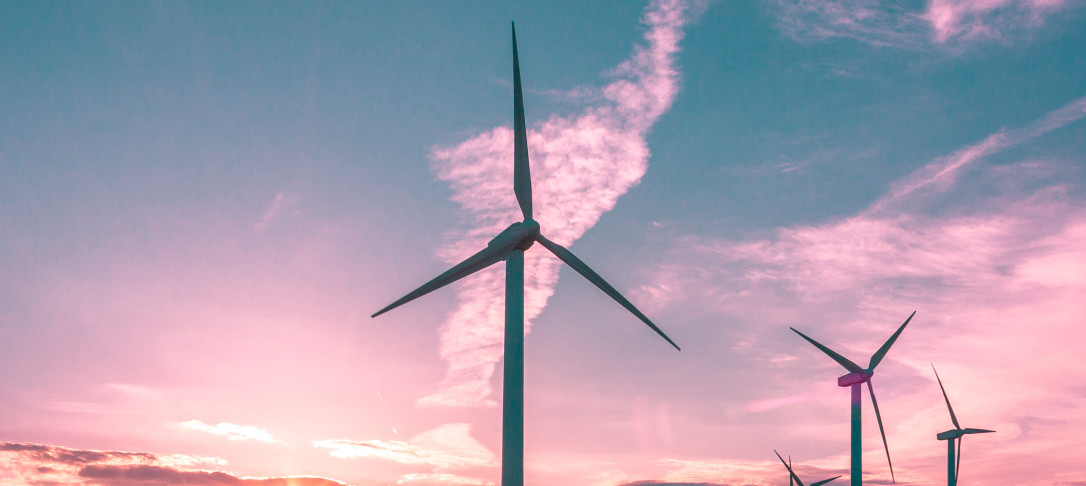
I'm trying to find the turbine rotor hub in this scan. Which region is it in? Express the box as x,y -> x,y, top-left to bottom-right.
837,370 -> 873,387
515,219 -> 540,250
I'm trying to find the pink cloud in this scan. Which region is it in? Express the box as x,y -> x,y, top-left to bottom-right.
313,423 -> 496,474
416,0 -> 692,408
179,420 -> 281,444
925,0 -> 1066,43
771,0 -> 1076,49
636,96 -> 1086,484
1,442 -> 343,486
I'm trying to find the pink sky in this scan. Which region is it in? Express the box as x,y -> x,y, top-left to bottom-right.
3,0 -> 1086,485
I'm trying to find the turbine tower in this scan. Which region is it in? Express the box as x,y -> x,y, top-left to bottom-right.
371,23 -> 680,486
933,365 -> 995,486
774,450 -> 841,486
790,311 -> 915,486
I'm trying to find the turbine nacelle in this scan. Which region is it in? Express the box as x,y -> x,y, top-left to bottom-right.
838,370 -> 873,387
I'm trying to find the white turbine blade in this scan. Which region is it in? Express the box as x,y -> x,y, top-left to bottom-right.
932,364 -> 961,429
810,477 -> 842,486
536,234 -> 680,350
511,22 -> 532,221
868,311 -> 915,370
372,243 -> 510,318
774,450 -> 805,486
789,328 -> 863,373
867,380 -> 895,484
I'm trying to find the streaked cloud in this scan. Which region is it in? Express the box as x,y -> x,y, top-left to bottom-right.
314,423 -> 497,470
179,420 -> 280,444
925,0 -> 1066,43
637,96 -> 1086,484
771,0 -> 1077,48
396,472 -> 495,485
771,0 -> 928,48
254,190 -> 301,231
418,0 -> 693,408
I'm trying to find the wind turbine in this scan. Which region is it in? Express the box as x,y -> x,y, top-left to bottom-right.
774,450 -> 841,486
933,365 -> 995,486
371,23 -> 680,486
790,311 -> 915,486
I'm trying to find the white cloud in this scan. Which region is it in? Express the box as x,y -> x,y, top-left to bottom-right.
179,420 -> 280,443
415,0 -> 693,408
313,423 -> 497,470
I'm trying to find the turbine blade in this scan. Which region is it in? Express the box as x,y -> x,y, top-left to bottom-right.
868,311 -> 915,370
956,436 -> 962,485
372,243 -> 509,318
867,380 -> 895,484
511,22 -> 532,221
811,477 -> 842,486
789,328 -> 863,373
774,450 -> 805,486
961,428 -> 995,434
790,455 -> 794,486
932,364 -> 961,430
536,234 -> 679,350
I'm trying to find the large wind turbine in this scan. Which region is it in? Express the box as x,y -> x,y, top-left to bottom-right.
774,450 -> 841,486
790,311 -> 915,486
371,23 -> 680,486
933,365 -> 995,486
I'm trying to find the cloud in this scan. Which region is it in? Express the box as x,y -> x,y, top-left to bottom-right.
871,95 -> 1086,213
77,465 -> 347,486
0,442 -> 346,486
313,423 -> 496,470
770,0 -> 929,49
770,0 -> 1077,48
414,0 -> 693,409
396,472 -> 495,486
637,95 -> 1086,484
253,191 -> 300,231
925,0 -> 1066,43
179,420 -> 280,444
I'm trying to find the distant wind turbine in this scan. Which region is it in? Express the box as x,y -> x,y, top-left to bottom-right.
371,23 -> 679,486
790,311 -> 915,486
933,364 -> 995,486
774,450 -> 841,486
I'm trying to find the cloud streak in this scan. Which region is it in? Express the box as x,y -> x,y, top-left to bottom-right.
418,0 -> 693,408
180,420 -> 281,444
771,0 -> 1077,49
314,423 -> 496,470
636,95 -> 1086,484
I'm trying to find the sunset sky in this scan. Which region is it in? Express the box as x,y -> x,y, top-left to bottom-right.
3,1 -> 1086,485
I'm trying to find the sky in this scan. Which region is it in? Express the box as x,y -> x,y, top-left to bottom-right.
2,0 -> 1085,485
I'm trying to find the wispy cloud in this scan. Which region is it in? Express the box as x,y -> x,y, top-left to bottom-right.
637,95 -> 1086,484
415,0 -> 693,408
396,472 -> 495,486
314,423 -> 496,471
925,0 -> 1067,43
254,190 -> 300,231
871,95 -> 1086,213
179,420 -> 280,443
771,0 -> 929,48
771,0 -> 1077,49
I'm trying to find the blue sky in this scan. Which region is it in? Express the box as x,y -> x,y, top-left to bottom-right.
3,1 -> 1086,485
